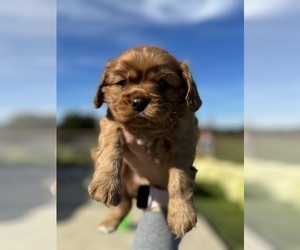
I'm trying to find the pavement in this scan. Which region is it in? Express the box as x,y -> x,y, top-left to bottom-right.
244,226 -> 275,250
0,166 -> 56,250
57,201 -> 227,250
1,201 -> 56,250
2,195 -> 277,250
57,166 -> 227,250
0,165 -> 278,250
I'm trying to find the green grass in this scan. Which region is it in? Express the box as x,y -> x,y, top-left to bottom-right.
57,129 -> 98,167
194,183 -> 244,250
57,137 -> 95,167
57,143 -> 92,166
249,131 -> 300,163
214,133 -> 244,164
195,199 -> 244,250
0,128 -> 55,167
245,183 -> 300,250
245,199 -> 300,250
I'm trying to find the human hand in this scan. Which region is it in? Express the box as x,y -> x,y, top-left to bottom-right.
122,127 -> 168,189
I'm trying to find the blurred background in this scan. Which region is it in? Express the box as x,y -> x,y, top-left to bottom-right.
244,0 -> 300,249
57,0 -> 244,250
1,1 -> 299,249
0,0 -> 56,249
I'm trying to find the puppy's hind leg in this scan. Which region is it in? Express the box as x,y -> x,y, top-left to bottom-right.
97,194 -> 132,233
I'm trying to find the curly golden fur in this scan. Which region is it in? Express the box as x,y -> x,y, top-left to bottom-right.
88,46 -> 202,237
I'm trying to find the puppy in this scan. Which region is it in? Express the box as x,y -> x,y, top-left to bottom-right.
88,46 -> 202,237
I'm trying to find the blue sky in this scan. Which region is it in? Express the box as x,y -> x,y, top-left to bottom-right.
0,0 -> 56,125
245,0 -> 300,129
2,0 -> 299,130
57,0 -> 244,129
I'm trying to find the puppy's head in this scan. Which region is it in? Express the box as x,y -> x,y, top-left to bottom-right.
94,46 -> 201,128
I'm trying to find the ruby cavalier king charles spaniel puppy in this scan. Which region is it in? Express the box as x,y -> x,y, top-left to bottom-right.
88,46 -> 202,237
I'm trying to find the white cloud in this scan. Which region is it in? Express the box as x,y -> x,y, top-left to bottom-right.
58,0 -> 241,35
109,0 -> 240,24
245,0 -> 300,20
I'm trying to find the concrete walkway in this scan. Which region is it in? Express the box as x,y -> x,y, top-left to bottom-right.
0,201 -> 56,250
57,201 -> 227,250
244,226 -> 275,250
5,200 -> 275,250
57,166 -> 228,249
0,166 -> 56,250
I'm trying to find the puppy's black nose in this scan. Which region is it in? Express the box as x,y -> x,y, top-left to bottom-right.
132,99 -> 148,113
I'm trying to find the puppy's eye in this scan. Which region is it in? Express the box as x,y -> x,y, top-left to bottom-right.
117,80 -> 126,87
158,79 -> 169,91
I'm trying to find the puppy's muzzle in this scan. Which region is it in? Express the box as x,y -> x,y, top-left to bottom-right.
132,98 -> 149,113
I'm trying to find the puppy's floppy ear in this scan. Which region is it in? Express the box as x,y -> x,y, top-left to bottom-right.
94,61 -> 112,109
94,75 -> 106,109
180,61 -> 202,111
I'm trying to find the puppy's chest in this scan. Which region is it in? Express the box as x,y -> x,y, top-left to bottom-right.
136,137 -> 172,165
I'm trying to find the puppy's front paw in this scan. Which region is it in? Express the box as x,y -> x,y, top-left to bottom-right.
88,177 -> 122,206
167,199 -> 197,237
